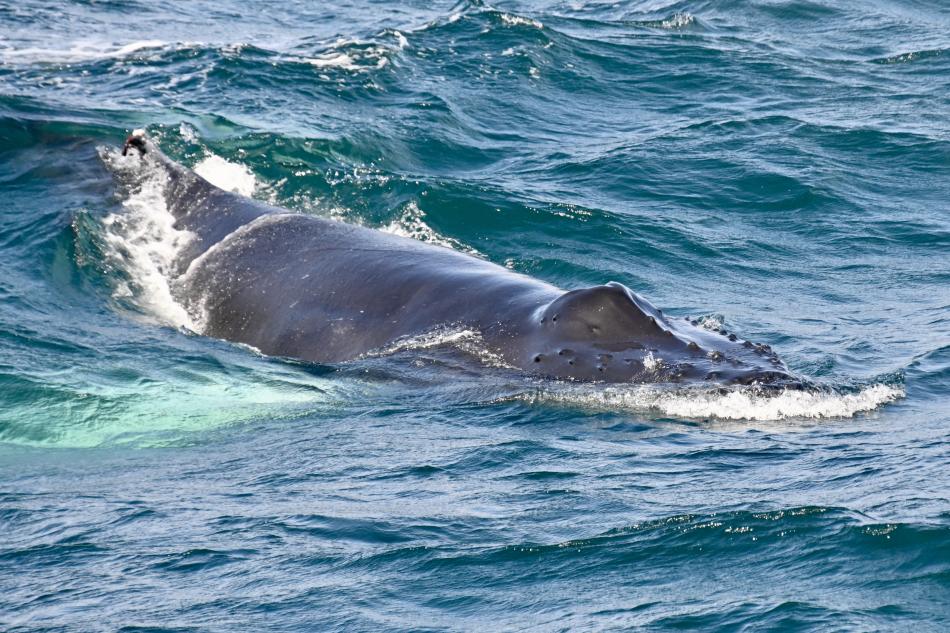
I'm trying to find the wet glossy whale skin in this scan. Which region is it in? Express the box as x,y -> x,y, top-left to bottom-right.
124,140 -> 799,385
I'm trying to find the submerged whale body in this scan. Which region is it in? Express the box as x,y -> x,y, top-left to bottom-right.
105,133 -> 800,386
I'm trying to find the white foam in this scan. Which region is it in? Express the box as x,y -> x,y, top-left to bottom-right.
298,39 -> 393,73
178,122 -> 198,143
643,351 -> 663,372
0,39 -> 167,63
97,149 -> 196,329
659,13 -> 694,29
366,326 -> 515,369
304,52 -> 359,70
381,202 -> 480,255
699,314 -> 724,331
500,13 -> 543,29
523,383 -> 903,421
393,31 -> 410,50
194,154 -> 257,196
371,326 -> 482,354
111,40 -> 167,57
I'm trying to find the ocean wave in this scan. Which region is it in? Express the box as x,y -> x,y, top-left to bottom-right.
352,505 -> 950,589
659,12 -> 694,29
870,48 -> 947,65
632,12 -> 696,30
287,33 -> 410,73
499,13 -> 544,30
488,506 -> 946,558
0,35 -> 399,83
0,39 -> 169,64
380,201 -> 481,255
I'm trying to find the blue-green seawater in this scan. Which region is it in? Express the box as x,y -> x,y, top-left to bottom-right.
1,1 -> 948,630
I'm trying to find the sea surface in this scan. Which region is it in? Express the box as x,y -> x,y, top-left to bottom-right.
1,1 -> 948,630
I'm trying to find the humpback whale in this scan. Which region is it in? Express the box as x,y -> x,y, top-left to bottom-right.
106,131 -> 799,386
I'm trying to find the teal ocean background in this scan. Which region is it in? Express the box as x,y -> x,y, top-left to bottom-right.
1,1 -> 948,630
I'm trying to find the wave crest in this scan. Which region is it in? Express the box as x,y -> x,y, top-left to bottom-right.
380,202 -> 480,255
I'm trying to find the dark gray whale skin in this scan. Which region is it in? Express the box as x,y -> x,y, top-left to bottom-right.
108,136 -> 799,386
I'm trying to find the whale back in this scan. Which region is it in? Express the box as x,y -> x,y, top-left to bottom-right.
103,135 -> 801,387
156,152 -> 278,273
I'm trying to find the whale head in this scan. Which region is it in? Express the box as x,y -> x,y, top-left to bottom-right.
512,282 -> 800,386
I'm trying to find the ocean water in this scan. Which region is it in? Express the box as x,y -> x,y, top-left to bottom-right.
1,0 -> 948,630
